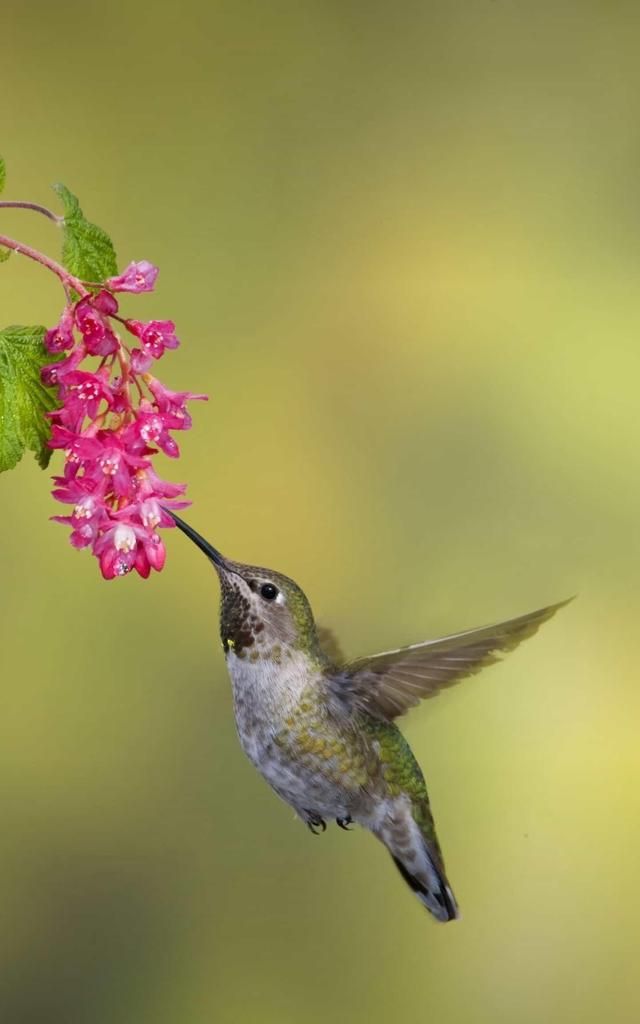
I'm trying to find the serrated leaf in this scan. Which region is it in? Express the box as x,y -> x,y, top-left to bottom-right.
52,182 -> 118,283
0,246 -> 10,262
0,325 -> 60,472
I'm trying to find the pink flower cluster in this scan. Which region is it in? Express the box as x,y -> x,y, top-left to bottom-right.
44,261 -> 206,579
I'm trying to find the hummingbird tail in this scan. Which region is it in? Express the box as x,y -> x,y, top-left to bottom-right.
390,849 -> 458,923
374,803 -> 459,923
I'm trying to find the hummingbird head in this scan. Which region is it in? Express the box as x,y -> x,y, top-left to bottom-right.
169,513 -> 323,662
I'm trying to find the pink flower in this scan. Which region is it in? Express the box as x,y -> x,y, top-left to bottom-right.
125,319 -> 179,359
58,369 -> 114,422
51,493 -> 107,548
147,377 -> 207,430
83,436 -> 150,499
41,346 -> 84,388
45,256 -> 207,579
74,297 -> 118,356
51,475 -> 107,507
93,520 -> 166,579
132,465 -> 189,501
94,522 -> 139,578
129,497 -> 167,530
92,289 -> 119,316
49,425 -> 104,464
139,528 -> 166,573
123,404 -> 183,458
44,308 -> 75,353
107,260 -> 159,294
130,348 -> 153,373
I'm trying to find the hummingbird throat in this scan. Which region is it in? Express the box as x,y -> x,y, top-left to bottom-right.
219,581 -> 265,657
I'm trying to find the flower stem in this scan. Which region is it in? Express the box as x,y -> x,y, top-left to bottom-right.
0,200 -> 63,224
0,233 -> 88,296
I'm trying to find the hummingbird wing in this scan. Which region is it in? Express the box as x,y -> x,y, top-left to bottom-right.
335,599 -> 571,721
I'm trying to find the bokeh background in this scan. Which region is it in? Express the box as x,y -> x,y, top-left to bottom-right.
2,2 -> 639,1022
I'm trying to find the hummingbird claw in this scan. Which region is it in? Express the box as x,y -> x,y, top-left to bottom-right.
305,813 -> 326,835
336,816 -> 353,830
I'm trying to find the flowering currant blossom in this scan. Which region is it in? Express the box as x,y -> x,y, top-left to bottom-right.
125,319 -> 179,360
44,261 -> 207,579
106,260 -> 159,294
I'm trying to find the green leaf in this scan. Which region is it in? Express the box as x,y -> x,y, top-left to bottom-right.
0,325 -> 60,472
0,246 -> 10,262
52,182 -> 117,283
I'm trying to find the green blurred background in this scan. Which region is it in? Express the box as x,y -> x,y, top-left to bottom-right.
1,2 -> 639,1022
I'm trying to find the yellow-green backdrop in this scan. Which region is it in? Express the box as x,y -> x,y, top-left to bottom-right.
1,3 -> 639,1023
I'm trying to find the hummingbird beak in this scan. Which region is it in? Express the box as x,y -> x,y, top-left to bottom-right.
167,511 -> 229,570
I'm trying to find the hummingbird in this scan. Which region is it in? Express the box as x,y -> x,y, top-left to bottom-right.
170,512 -> 568,922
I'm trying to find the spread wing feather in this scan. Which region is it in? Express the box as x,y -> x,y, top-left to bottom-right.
333,599 -> 571,721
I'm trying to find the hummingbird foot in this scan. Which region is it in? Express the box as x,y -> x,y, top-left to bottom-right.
305,813 -> 327,835
336,816 -> 353,830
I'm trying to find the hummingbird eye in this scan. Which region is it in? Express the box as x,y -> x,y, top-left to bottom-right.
260,582 -> 279,601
